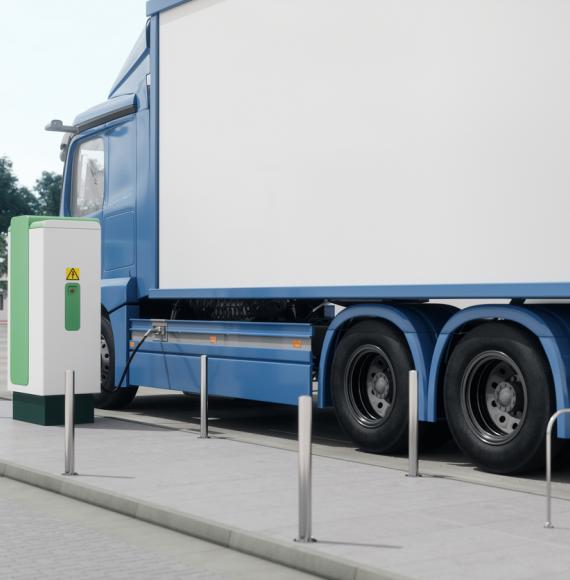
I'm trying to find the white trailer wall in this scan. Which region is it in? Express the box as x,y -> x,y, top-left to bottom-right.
158,0 -> 570,290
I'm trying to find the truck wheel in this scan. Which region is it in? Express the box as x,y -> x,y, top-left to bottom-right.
94,317 -> 138,410
444,322 -> 558,474
331,320 -> 411,453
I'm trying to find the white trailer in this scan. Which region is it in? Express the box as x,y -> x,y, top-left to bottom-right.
158,0 -> 570,292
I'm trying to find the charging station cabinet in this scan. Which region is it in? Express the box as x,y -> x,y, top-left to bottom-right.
8,216 -> 101,425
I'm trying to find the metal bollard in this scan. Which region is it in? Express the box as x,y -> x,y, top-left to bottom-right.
408,370 -> 419,477
63,369 -> 77,476
199,355 -> 208,439
296,395 -> 316,543
544,408 -> 570,528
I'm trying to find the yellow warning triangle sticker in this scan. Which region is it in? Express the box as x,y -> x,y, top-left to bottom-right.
66,267 -> 80,281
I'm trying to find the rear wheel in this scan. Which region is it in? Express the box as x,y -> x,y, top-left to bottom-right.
94,317 -> 138,410
444,322 -> 558,474
331,320 -> 411,453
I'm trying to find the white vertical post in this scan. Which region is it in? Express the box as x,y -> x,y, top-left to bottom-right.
199,355 -> 208,439
63,369 -> 76,476
544,409 -> 570,528
296,395 -> 315,543
545,415 -> 554,528
408,370 -> 419,477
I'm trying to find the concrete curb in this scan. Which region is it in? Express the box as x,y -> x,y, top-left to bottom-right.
0,459 -> 408,580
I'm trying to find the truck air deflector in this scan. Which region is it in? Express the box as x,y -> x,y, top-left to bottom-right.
73,94 -> 137,133
109,25 -> 150,97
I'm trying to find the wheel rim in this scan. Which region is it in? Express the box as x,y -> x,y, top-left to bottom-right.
460,350 -> 527,445
344,345 -> 396,428
100,332 -> 113,393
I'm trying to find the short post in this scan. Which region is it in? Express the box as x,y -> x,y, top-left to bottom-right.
408,370 -> 419,477
63,369 -> 77,476
545,408 -> 570,528
199,355 -> 208,439
296,395 -> 315,543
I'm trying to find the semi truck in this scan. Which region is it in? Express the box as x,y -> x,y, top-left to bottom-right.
45,0 -> 570,474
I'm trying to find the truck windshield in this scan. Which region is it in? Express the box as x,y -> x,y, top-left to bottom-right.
71,137 -> 104,217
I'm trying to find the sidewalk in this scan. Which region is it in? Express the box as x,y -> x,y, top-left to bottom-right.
0,399 -> 569,580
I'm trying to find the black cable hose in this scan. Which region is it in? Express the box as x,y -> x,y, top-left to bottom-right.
113,327 -> 159,392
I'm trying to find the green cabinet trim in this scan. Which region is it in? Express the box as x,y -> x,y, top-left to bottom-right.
12,392 -> 94,425
65,283 -> 81,331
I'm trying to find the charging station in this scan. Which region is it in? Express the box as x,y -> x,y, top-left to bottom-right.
8,216 -> 101,425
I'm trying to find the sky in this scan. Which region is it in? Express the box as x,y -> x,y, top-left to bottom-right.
0,0 -> 147,189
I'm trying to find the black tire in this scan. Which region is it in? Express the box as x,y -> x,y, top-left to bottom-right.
444,322 -> 559,474
94,317 -> 138,410
420,421 -> 452,452
331,320 -> 412,453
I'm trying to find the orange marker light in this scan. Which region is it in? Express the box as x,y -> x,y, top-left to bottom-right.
292,339 -> 302,349
209,336 -> 218,344
129,341 -> 135,348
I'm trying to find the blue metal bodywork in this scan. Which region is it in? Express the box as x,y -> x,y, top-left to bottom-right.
144,15 -> 159,297
61,30 -> 151,379
128,320 -> 313,405
146,0 -> 188,16
150,283 -> 570,301
57,6 -> 570,438
101,277 -> 138,315
110,305 -> 139,386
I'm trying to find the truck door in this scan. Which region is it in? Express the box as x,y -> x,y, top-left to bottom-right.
102,118 -> 136,277
67,119 -> 136,279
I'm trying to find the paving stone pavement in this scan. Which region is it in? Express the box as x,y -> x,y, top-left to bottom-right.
1,399 -> 570,580
4,323 -> 570,578
0,476 -> 319,580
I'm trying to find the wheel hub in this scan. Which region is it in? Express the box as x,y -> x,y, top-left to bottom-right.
365,362 -> 392,417
370,372 -> 389,398
495,381 -> 516,412
344,345 -> 395,427
461,350 -> 527,445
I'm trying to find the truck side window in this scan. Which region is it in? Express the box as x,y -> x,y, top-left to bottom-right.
71,137 -> 104,217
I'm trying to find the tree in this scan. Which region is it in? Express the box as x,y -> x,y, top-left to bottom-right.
35,171 -> 63,216
0,157 -> 41,277
0,159 -> 63,282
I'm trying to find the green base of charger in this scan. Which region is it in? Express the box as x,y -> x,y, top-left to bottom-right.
12,392 -> 94,426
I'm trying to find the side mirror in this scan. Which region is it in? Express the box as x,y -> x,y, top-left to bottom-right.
45,119 -> 77,134
59,133 -> 73,162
